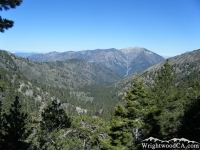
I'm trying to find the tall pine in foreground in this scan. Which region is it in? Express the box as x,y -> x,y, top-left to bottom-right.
0,96 -> 32,150
102,77 -> 151,149
151,59 -> 185,139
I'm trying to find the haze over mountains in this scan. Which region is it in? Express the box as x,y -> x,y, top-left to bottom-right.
27,47 -> 165,76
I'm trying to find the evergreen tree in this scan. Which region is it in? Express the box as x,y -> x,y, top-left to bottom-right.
178,77 -> 200,141
151,60 -> 183,139
0,0 -> 22,32
1,96 -> 32,150
40,100 -> 71,132
36,100 -> 71,150
178,96 -> 200,142
105,77 -> 150,149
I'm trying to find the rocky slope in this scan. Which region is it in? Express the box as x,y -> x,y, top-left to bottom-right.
27,47 -> 165,76
114,49 -> 200,94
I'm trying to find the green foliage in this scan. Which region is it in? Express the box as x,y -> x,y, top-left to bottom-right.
104,60 -> 200,149
178,76 -> 200,141
40,100 -> 71,132
0,0 -> 22,32
1,48 -> 200,149
33,100 -> 71,150
0,78 -> 6,92
150,60 -> 182,138
0,100 -> 5,148
103,77 -> 150,149
67,115 -> 108,149
0,96 -> 32,150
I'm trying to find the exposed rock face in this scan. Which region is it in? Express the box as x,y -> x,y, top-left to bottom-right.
27,47 -> 165,76
114,49 -> 200,95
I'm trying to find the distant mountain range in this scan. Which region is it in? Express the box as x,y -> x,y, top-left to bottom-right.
13,52 -> 38,57
27,47 -> 165,76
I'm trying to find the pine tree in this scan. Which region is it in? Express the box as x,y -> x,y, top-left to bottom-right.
0,0 -> 22,32
1,96 -> 32,150
153,59 -> 175,106
178,76 -> 200,141
105,77 -> 150,149
40,100 -> 71,132
151,59 -> 182,138
36,100 -> 71,150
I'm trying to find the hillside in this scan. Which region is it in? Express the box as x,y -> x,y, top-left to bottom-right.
0,49 -> 122,118
114,49 -> 200,94
1,48 -> 200,118
1,48 -> 200,149
0,50 -> 121,88
27,47 -> 165,76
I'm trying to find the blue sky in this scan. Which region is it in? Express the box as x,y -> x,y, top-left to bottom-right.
0,0 -> 200,57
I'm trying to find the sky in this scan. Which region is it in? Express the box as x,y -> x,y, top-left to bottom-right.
0,0 -> 200,57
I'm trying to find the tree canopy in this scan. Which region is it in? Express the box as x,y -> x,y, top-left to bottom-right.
0,0 -> 22,32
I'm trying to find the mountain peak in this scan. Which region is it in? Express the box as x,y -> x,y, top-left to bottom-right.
120,46 -> 146,54
27,47 -> 164,76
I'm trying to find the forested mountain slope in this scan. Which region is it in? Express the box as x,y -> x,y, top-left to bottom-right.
27,47 -> 165,76
0,50 -> 121,88
114,49 -> 200,94
0,49 -> 122,118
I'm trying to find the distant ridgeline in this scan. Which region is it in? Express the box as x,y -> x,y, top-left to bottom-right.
26,47 -> 165,76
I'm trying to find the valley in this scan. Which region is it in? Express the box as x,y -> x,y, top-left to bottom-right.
1,48 -> 200,118
1,48 -> 200,149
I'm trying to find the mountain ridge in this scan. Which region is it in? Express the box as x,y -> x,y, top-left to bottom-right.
27,47 -> 165,76
113,49 -> 200,95
0,50 -> 122,88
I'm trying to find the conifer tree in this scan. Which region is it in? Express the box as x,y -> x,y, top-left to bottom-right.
106,77 -> 150,149
0,0 -> 22,32
40,100 -> 71,132
178,76 -> 200,141
1,96 -> 31,150
151,59 -> 181,138
36,100 -> 71,150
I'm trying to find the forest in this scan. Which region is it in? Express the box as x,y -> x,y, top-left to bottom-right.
1,60 -> 200,149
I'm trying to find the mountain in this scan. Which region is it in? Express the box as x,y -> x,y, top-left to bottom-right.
114,49 -> 200,94
0,49 -> 123,118
0,50 -> 121,88
13,52 -> 38,57
27,47 -> 165,76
